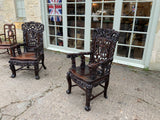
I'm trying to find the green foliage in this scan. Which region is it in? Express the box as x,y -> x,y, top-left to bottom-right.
143,67 -> 149,71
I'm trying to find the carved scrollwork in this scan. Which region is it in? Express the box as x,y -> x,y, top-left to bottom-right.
70,73 -> 93,89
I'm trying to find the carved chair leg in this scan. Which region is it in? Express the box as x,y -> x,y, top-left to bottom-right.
66,72 -> 72,94
7,49 -> 9,54
10,64 -> 16,78
104,75 -> 109,99
85,88 -> 92,111
34,63 -> 40,80
9,48 -> 12,55
42,54 -> 46,69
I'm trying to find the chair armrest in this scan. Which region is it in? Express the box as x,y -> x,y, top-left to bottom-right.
87,57 -> 113,80
10,43 -> 25,57
0,34 -> 5,36
88,57 -> 113,68
67,52 -> 91,58
67,52 -> 91,69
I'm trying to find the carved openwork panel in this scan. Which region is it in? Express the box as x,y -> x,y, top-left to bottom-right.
90,28 -> 119,76
91,28 -> 119,63
22,21 -> 44,52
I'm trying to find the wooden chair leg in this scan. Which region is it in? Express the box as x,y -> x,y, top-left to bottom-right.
85,88 -> 92,111
42,54 -> 46,69
66,72 -> 72,94
7,49 -> 9,54
10,63 -> 16,78
104,75 -> 109,99
34,63 -> 40,80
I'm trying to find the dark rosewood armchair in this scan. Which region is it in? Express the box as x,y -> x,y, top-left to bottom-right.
9,21 -> 46,80
0,24 -> 17,55
66,28 -> 119,111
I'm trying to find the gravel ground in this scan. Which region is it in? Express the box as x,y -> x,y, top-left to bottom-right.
0,49 -> 160,120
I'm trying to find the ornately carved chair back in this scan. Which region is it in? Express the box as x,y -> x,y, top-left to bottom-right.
90,28 -> 119,74
22,21 -> 44,52
4,24 -> 17,44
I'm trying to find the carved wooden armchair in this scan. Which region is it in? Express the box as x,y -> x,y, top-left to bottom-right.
0,24 -> 17,55
66,28 -> 119,111
9,21 -> 46,80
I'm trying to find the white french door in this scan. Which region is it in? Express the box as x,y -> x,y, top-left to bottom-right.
43,0 -> 155,67
43,0 -> 90,53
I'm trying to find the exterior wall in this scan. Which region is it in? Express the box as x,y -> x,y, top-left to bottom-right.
0,0 -> 42,43
150,13 -> 160,71
0,0 -> 160,71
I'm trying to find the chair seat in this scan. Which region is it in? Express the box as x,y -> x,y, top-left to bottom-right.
69,66 -> 108,83
10,52 -> 37,61
0,41 -> 12,46
0,42 -> 17,49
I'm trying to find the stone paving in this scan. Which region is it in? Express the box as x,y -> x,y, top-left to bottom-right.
0,50 -> 160,120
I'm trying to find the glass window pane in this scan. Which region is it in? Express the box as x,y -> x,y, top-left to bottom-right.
117,46 -> 129,57
77,17 -> 85,27
76,40 -> 84,49
91,17 -> 101,28
103,3 -> 115,15
121,2 -> 136,16
136,2 -> 152,17
67,4 -> 75,15
102,17 -> 113,29
132,33 -> 146,46
22,9 -> 25,17
68,28 -> 75,38
48,15 -> 56,25
55,4 -> 62,15
120,18 -> 133,31
48,5 -> 55,15
77,4 -> 85,15
68,16 -> 75,26
16,0 -> 22,9
57,37 -> 63,46
21,0 -> 24,7
68,39 -> 75,48
130,47 -> 144,60
134,18 -> 149,32
118,32 -> 131,45
76,29 -> 84,39
55,16 -> 63,25
92,3 -> 102,15
50,36 -> 56,45
56,27 -> 63,36
17,9 -> 23,17
49,26 -> 55,35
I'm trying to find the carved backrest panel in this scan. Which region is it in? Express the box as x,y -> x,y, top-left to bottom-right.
4,24 -> 17,44
22,21 -> 44,52
90,28 -> 119,63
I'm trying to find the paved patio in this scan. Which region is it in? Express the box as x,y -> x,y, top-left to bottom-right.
0,50 -> 160,120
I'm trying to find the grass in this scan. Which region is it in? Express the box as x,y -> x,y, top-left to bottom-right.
143,67 -> 149,71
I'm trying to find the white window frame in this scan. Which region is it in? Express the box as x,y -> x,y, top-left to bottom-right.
41,0 -> 158,68
15,0 -> 26,18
